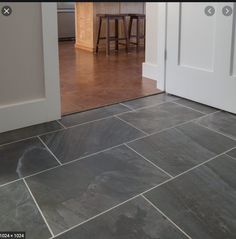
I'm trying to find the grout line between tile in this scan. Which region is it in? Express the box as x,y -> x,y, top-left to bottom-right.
38,137 -> 62,165
61,143 -> 124,166
23,178 -> 55,237
24,164 -> 62,179
0,144 -> 128,189
126,109 -> 225,144
116,99 -> 178,116
0,110 -> 225,190
0,128 -> 65,149
56,120 -> 67,129
142,145 -> 236,195
141,195 -> 192,239
51,194 -> 142,238
135,98 -> 180,111
51,145 -> 235,238
119,102 -> 136,111
0,99 -> 219,149
20,145 -> 236,239
63,115 -> 115,129
194,121 -> 236,141
0,164 -> 62,189
115,115 -> 148,135
124,143 -> 173,178
225,153 -> 236,161
172,100 -> 212,115
0,178 -> 22,189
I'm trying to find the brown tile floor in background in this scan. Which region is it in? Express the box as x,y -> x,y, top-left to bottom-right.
59,41 -> 161,115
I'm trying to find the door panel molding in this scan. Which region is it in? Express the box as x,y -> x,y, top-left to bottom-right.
166,2 -> 236,114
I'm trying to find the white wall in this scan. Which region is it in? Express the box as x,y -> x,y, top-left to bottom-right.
0,3 -> 61,133
0,3 -> 45,106
143,3 -> 166,91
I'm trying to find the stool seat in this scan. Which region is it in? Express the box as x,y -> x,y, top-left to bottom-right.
128,14 -> 145,18
96,14 -> 128,18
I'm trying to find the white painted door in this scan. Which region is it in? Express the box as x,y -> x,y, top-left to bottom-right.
0,3 -> 61,133
166,2 -> 236,114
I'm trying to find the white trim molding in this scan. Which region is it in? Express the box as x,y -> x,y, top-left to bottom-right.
142,3 -> 167,91
142,63 -> 159,80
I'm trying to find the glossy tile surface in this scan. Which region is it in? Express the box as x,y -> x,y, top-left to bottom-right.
128,122 -> 236,176
0,180 -> 51,239
122,93 -> 178,110
55,197 -> 187,239
0,138 -> 59,186
119,102 -> 203,134
26,145 -> 169,235
0,121 -> 63,146
196,111 -> 236,139
145,155 -> 236,239
40,117 -> 144,163
175,98 -> 218,114
227,148 -> 236,159
60,104 -> 130,127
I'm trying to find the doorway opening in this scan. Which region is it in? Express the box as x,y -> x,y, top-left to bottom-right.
57,2 -> 161,116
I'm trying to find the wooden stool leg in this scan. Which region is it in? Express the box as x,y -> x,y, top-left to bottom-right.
128,17 -> 133,39
115,19 -> 119,51
136,17 -> 140,52
96,17 -> 102,53
106,17 -> 110,55
122,16 -> 129,53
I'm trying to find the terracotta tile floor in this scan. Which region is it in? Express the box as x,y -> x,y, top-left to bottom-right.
59,41 -> 161,115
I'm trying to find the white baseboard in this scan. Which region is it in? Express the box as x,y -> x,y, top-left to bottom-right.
142,62 -> 159,81
142,62 -> 164,90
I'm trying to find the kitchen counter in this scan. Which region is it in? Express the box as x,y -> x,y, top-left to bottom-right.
75,2 -> 145,52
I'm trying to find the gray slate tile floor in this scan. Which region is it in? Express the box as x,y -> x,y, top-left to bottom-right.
227,148 -> 236,159
0,180 -> 51,239
118,102 -> 203,134
0,138 -> 59,186
25,145 -> 169,235
144,154 -> 236,239
0,93 -> 235,239
54,197 -> 188,239
196,111 -> 236,139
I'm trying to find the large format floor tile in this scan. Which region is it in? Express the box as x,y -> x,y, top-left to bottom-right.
60,104 -> 130,127
145,154 -> 236,239
122,93 -> 178,110
175,98 -> 218,114
128,122 -> 236,176
55,197 -> 187,239
0,121 -> 63,146
0,180 -> 51,239
227,148 -> 236,159
40,117 -> 144,163
26,145 -> 169,235
196,111 -> 236,139
0,138 -> 59,186
119,102 -> 203,134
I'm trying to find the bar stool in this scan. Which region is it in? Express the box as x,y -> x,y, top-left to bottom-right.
128,14 -> 146,51
96,14 -> 129,55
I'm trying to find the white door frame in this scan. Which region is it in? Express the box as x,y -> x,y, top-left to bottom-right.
0,3 -> 61,133
142,3 -> 167,91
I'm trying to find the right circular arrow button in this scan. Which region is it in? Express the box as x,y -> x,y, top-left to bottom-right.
222,6 -> 233,16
